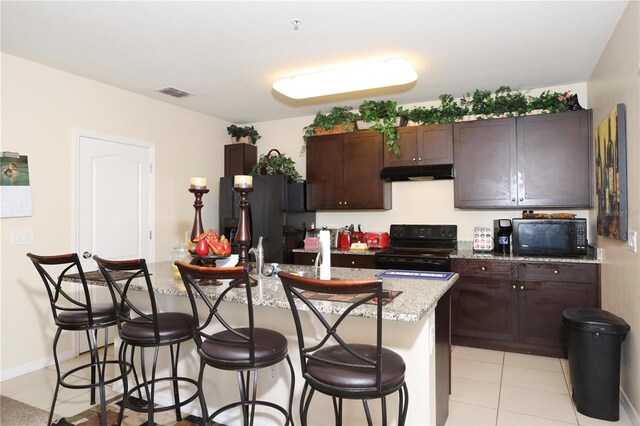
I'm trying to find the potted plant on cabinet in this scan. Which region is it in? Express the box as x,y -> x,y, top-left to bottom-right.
227,124 -> 261,145
303,106 -> 359,142
250,149 -> 303,183
357,100 -> 407,156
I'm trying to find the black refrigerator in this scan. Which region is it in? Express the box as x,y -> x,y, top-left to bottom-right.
219,175 -> 316,264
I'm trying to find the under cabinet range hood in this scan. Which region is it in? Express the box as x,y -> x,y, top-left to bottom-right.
380,164 -> 455,181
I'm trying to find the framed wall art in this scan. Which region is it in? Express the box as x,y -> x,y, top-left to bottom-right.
595,103 -> 628,240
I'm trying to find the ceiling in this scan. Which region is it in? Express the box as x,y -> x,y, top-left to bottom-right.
1,1 -> 628,124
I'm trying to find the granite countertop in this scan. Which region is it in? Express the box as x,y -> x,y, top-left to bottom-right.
76,262 -> 457,323
292,248 -> 381,256
451,241 -> 601,264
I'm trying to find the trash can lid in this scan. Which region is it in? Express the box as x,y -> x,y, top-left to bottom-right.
563,307 -> 630,335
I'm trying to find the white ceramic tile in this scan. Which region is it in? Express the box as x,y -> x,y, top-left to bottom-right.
451,376 -> 501,409
53,387 -> 121,419
446,400 -> 498,425
504,352 -> 563,372
499,384 -> 578,424
10,376 -> 92,410
498,410 -> 577,425
502,365 -> 570,394
576,407 -> 633,426
47,351 -> 94,373
66,360 -> 123,382
561,358 -> 573,394
0,368 -> 58,396
452,346 -> 505,364
452,358 -> 503,383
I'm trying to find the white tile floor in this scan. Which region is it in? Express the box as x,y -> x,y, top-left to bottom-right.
446,346 -> 633,426
0,344 -> 633,425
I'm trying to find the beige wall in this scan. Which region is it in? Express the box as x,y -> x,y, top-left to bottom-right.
588,0 -> 640,414
0,53 -> 228,377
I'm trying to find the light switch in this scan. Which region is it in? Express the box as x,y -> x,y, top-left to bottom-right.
11,230 -> 34,245
627,230 -> 637,253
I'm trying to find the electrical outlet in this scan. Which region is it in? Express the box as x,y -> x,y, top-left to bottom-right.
627,230 -> 637,253
11,230 -> 33,245
267,366 -> 278,382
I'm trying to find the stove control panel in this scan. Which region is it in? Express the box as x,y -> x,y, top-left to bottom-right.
390,224 -> 457,241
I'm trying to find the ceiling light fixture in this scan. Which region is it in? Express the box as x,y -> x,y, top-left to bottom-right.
272,58 -> 417,99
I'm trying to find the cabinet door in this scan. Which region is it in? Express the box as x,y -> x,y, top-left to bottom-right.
417,124 -> 453,165
518,280 -> 597,348
454,118 -> 517,207
517,110 -> 592,207
306,134 -> 344,209
293,251 -> 317,266
331,253 -> 377,269
452,276 -> 518,342
383,126 -> 418,167
343,131 -> 390,209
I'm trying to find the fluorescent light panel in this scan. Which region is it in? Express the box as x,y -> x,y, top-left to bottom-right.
273,58 -> 417,99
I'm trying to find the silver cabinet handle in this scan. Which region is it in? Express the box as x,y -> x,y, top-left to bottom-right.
412,158 -> 416,161
553,270 -> 559,274
344,201 -> 347,205
351,261 -> 355,265
83,251 -> 92,259
512,198 -> 516,202
481,266 -> 486,271
512,285 -> 516,289
520,285 -> 524,290
418,157 -> 422,161
520,198 -> 524,201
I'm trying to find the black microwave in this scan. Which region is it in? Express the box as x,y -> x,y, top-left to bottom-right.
512,218 -> 588,256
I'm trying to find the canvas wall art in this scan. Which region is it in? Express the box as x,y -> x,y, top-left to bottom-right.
595,104 -> 628,240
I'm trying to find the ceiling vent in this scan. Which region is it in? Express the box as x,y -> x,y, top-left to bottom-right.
155,87 -> 192,98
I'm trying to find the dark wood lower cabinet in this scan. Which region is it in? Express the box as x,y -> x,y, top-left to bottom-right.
451,259 -> 600,358
292,251 -> 376,269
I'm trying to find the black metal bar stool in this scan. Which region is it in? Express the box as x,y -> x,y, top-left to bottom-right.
27,252 -> 130,426
279,271 -> 409,426
175,261 -> 295,426
94,256 -> 200,426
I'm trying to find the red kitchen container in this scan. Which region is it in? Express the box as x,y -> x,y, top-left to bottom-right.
364,232 -> 390,249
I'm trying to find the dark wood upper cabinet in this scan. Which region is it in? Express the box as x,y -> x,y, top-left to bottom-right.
517,110 -> 592,207
454,110 -> 592,208
306,131 -> 391,210
384,124 -> 453,167
453,118 -> 517,207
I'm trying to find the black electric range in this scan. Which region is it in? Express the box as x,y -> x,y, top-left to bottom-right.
375,224 -> 457,272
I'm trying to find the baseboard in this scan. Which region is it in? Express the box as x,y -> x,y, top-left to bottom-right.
0,349 -> 75,382
621,388 -> 640,426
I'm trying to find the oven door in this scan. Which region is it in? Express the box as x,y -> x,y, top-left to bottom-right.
375,254 -> 450,272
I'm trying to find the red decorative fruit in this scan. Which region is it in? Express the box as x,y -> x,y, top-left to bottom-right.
195,239 -> 209,256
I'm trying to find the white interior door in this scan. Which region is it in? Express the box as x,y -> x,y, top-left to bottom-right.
75,131 -> 154,352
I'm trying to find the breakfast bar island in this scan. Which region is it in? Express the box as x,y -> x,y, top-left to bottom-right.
79,262 -> 457,425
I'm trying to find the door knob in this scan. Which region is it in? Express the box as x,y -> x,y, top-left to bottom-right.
82,251 -> 92,259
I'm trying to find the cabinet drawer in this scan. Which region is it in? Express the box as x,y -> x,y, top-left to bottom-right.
451,259 -> 513,278
517,263 -> 598,283
332,254 -> 377,269
293,252 -> 317,266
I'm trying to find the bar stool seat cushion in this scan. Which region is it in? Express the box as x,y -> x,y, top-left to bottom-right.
121,312 -> 195,342
201,327 -> 288,367
307,344 -> 406,390
57,303 -> 128,326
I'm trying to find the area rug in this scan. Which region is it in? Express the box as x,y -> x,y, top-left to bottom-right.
53,395 -> 208,426
0,395 -> 50,425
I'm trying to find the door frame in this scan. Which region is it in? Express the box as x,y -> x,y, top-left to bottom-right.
71,129 -> 156,353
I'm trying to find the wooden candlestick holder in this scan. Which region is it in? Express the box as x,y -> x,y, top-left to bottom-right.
189,187 -> 210,242
233,185 -> 256,286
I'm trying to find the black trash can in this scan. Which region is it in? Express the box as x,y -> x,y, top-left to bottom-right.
563,307 -> 630,421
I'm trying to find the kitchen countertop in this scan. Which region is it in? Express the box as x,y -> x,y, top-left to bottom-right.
451,241 -> 601,264
292,248 -> 381,256
76,261 -> 457,323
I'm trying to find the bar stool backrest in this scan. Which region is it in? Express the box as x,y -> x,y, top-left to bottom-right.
174,261 -> 255,366
27,253 -> 94,327
278,271 -> 385,393
93,256 -> 161,344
